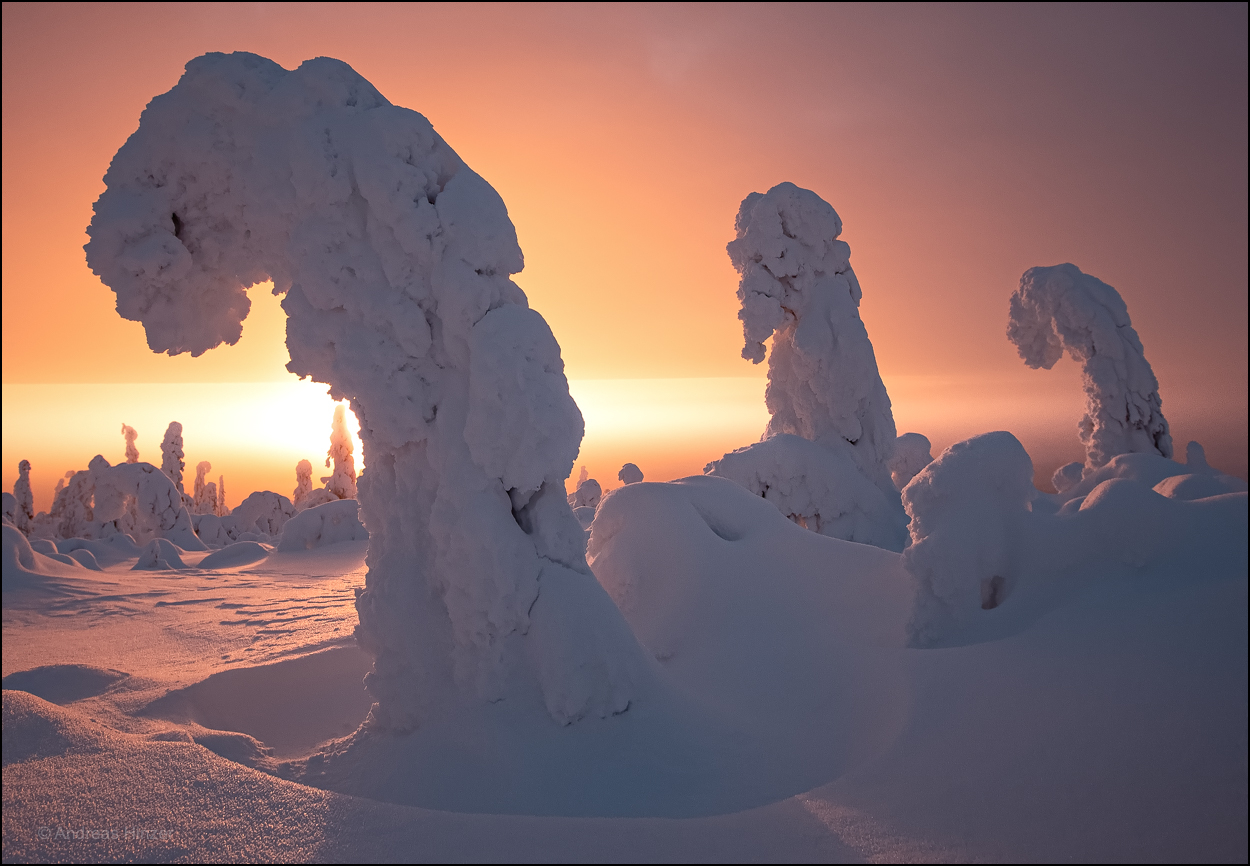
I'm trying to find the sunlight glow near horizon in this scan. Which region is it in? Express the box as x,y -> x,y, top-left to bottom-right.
4,372 -> 1245,514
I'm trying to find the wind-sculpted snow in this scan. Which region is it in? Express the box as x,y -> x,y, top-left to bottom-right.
1007,263 -> 1172,471
705,434 -> 908,551
84,51 -> 645,729
729,182 -> 897,494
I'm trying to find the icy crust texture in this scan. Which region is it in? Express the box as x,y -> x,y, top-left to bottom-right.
715,183 -> 905,547
1007,263 -> 1172,471
84,52 -> 643,729
902,432 -> 1036,645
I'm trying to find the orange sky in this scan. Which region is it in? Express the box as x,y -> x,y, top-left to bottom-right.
3,3 -> 1247,507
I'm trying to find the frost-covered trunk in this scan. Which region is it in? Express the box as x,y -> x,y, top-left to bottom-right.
85,51 -> 645,731
1007,263 -> 1171,472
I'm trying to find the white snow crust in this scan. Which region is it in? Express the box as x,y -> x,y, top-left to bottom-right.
84,51 -> 646,729
1007,262 -> 1172,471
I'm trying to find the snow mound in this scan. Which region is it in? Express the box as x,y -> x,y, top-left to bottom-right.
2,690 -> 113,766
277,499 -> 367,552
1154,473 -> 1248,501
1008,262 -> 1172,470
198,541 -> 272,569
84,51 -> 648,729
706,434 -> 909,551
226,490 -> 294,540
132,538 -> 189,571
3,665 -> 130,705
65,548 -> 103,570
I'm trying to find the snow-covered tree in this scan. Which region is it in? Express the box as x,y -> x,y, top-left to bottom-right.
13,460 -> 34,534
1007,263 -> 1172,472
216,475 -> 229,516
192,461 -> 213,514
889,433 -> 933,491
160,421 -> 185,493
321,404 -> 357,500
293,459 -> 313,507
709,183 -> 906,548
617,463 -> 644,485
85,52 -> 646,730
121,424 -> 139,463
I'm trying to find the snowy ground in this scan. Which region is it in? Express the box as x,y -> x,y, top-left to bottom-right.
3,476 -> 1245,863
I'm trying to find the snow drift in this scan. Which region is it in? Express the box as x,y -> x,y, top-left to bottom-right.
1007,262 -> 1172,472
84,51 -> 647,729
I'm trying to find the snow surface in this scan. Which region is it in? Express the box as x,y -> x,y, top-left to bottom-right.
4,463 -> 1243,860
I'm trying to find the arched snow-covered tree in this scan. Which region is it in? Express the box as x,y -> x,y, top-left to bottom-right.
85,51 -> 646,730
1007,263 -> 1171,472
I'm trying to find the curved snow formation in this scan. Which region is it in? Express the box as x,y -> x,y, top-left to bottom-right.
729,182 -> 897,494
85,51 -> 644,729
1007,263 -> 1172,471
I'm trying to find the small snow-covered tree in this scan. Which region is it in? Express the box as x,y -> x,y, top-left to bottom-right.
201,481 -> 219,517
121,424 -> 139,463
217,475 -> 229,516
321,404 -> 357,500
192,461 -> 213,514
293,459 -> 313,507
13,460 -> 34,534
618,463 -> 644,485
889,433 -> 933,491
1007,263 -> 1172,472
160,422 -> 185,493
